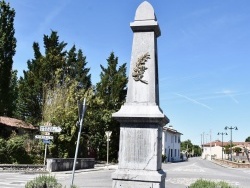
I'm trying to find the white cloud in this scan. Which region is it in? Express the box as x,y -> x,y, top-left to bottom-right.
175,93 -> 212,110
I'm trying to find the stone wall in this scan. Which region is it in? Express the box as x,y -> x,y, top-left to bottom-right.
46,158 -> 95,172
214,158 -> 250,168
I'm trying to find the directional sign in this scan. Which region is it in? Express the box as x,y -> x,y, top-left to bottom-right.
42,139 -> 51,144
40,126 -> 62,133
35,135 -> 53,140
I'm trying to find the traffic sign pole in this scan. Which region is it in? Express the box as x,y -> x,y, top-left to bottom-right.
71,98 -> 87,186
44,143 -> 48,165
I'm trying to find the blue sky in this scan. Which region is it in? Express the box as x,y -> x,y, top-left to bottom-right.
7,0 -> 250,145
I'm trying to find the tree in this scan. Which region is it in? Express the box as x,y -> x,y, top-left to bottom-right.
65,45 -> 91,89
0,0 -> 17,116
180,140 -> 201,157
42,75 -> 90,158
181,139 -> 193,153
95,52 -> 127,161
224,144 -> 235,160
0,137 -> 8,163
245,136 -> 250,142
16,31 -> 91,125
233,147 -> 242,156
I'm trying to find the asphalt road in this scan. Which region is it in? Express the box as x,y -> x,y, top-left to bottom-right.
1,157 -> 250,188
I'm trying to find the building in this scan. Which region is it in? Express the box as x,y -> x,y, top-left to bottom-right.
0,116 -> 37,138
162,125 -> 183,162
202,140 -> 250,161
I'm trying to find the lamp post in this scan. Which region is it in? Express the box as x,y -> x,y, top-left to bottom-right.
224,126 -> 238,161
217,132 -> 227,160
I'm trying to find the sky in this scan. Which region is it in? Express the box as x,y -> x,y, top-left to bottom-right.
6,0 -> 250,145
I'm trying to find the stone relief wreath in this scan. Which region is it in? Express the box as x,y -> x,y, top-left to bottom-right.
132,52 -> 150,84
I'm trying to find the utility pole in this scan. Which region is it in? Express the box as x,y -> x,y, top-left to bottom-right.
218,132 -> 227,160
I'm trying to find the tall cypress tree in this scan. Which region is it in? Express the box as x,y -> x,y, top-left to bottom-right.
16,31 -> 92,125
0,0 -> 16,116
65,45 -> 91,89
96,52 -> 127,160
16,31 -> 67,123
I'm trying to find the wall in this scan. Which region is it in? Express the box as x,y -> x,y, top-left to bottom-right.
46,158 -> 95,172
214,158 -> 250,168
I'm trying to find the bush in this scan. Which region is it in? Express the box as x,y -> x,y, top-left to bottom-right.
189,179 -> 236,188
162,154 -> 167,162
25,175 -> 78,188
25,175 -> 63,188
0,138 -> 9,163
6,134 -> 32,164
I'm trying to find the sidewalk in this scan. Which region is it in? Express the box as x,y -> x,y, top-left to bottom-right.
51,163 -> 118,175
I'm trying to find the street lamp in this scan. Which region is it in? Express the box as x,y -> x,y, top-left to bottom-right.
217,132 -> 227,160
224,126 -> 238,161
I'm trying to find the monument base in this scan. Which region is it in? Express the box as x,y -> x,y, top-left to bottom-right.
112,169 -> 166,188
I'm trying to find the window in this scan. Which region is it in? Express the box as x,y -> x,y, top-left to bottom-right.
171,135 -> 174,143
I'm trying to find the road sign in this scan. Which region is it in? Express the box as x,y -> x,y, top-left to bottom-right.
35,135 -> 53,140
40,126 -> 62,133
44,132 -> 50,136
42,139 -> 51,144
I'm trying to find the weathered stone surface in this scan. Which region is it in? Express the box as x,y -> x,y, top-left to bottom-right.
112,1 -> 168,187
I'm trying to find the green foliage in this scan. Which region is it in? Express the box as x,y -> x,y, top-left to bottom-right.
0,134 -> 43,164
6,133 -> 32,163
181,139 -> 193,152
245,136 -> 250,142
0,137 -> 8,163
43,76 -> 91,158
95,52 -> 127,161
15,31 -> 91,125
189,179 -> 236,188
233,147 -> 242,154
0,0 -> 17,116
162,154 -> 167,162
193,145 -> 202,156
224,144 -> 235,158
181,140 -> 201,157
25,175 -> 63,188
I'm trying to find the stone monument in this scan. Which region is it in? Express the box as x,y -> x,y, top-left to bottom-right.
112,1 -> 169,188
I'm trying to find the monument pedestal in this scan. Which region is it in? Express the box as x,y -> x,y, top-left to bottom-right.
112,105 -> 168,188
112,170 -> 166,188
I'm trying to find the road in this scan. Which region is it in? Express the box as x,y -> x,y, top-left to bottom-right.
1,157 -> 250,188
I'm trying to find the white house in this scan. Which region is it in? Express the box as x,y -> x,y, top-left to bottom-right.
162,125 -> 183,162
202,140 -> 250,161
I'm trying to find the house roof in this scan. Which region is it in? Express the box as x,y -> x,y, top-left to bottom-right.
0,116 -> 37,130
203,140 -> 250,148
163,126 -> 183,135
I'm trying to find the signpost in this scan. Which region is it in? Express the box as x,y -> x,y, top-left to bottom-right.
35,123 -> 62,166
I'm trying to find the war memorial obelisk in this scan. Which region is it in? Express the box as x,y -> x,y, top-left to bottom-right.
112,1 -> 169,188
